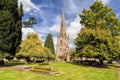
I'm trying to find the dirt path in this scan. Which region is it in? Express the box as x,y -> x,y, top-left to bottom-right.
0,66 -> 12,70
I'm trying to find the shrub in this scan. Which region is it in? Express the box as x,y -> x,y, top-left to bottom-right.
0,60 -> 4,65
5,60 -> 25,66
10,60 -> 20,62
5,54 -> 14,60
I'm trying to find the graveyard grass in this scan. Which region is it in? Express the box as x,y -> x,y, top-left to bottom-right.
0,62 -> 118,80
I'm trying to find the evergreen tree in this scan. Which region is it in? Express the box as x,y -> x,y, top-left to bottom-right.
23,17 -> 37,28
0,0 -> 23,55
19,2 -> 24,18
75,1 -> 120,65
44,33 -> 55,54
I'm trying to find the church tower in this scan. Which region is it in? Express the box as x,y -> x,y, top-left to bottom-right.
56,9 -> 69,61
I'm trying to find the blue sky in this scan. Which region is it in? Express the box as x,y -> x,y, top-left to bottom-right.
18,0 -> 120,48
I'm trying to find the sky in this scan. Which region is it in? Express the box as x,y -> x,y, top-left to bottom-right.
18,0 -> 120,48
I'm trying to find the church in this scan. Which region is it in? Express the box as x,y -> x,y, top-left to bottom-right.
56,9 -> 70,61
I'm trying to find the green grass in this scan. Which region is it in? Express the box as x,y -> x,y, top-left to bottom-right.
0,62 -> 118,80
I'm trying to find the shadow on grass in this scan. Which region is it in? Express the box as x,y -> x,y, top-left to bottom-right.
0,62 -> 25,68
67,62 -> 111,69
107,64 -> 120,68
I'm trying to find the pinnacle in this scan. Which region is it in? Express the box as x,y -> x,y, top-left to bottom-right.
60,9 -> 66,37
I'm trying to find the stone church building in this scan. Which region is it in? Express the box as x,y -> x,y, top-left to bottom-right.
56,10 -> 70,61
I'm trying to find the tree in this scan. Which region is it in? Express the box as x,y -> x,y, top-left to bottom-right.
69,51 -> 77,60
75,1 -> 120,65
75,28 -> 114,65
43,47 -> 55,61
23,17 -> 37,28
0,0 -> 23,55
80,1 -> 120,36
44,33 -> 55,54
19,2 -> 24,18
16,33 -> 54,62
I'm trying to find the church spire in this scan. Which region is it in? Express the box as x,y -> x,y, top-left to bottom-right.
60,8 -> 66,37
56,8 -> 70,61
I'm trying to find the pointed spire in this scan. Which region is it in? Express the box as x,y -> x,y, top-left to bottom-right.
60,8 -> 66,37
57,31 -> 58,37
68,34 -> 69,40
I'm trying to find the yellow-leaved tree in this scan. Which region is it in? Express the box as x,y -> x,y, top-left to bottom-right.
16,32 -> 54,62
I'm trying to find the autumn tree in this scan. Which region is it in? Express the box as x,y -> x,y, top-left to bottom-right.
75,1 -> 120,65
16,33 -> 54,62
0,0 -> 23,55
44,33 -> 55,54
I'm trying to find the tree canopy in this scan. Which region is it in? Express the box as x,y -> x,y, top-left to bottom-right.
44,33 -> 55,54
23,17 -> 37,28
16,33 -> 54,60
80,1 -> 120,36
0,0 -> 23,55
75,1 -> 120,65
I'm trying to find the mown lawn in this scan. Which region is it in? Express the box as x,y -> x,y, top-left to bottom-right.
0,62 -> 118,80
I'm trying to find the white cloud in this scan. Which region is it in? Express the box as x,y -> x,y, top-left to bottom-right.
49,15 -> 82,40
18,0 -> 39,13
36,26 -> 49,34
18,0 -> 49,26
53,37 -> 57,51
22,27 -> 35,40
117,13 -> 119,18
63,0 -> 93,15
67,15 -> 81,39
69,43 -> 73,48
116,11 -> 120,18
54,15 -> 61,24
67,0 -> 78,13
69,43 -> 75,48
64,0 -> 79,14
22,27 -> 45,45
49,24 -> 60,33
